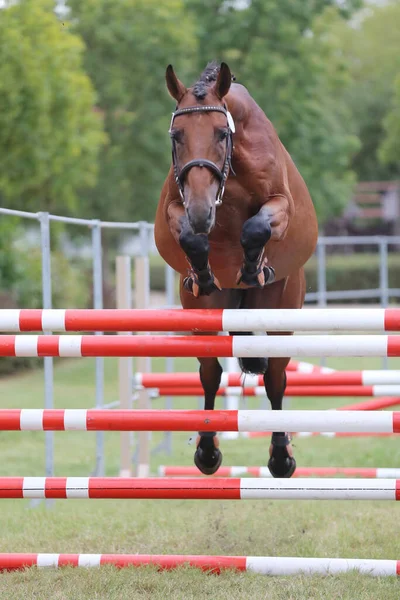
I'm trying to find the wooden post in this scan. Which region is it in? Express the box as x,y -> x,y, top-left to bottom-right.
116,256 -> 133,477
134,255 -> 150,477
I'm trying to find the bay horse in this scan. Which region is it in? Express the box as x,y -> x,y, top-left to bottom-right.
154,62 -> 318,478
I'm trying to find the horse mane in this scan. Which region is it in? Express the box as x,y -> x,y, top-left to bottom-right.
192,62 -> 236,100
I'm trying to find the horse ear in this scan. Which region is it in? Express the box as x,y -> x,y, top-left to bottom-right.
165,65 -> 187,102
214,62 -> 232,100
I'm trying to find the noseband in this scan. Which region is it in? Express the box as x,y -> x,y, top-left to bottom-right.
169,105 -> 235,207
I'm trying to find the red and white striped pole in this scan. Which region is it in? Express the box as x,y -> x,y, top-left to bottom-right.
0,476 -> 398,500
158,466 -> 400,479
1,308 -> 400,332
1,334 -> 400,358
0,553 -> 398,576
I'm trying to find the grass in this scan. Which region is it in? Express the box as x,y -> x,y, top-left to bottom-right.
0,355 -> 399,598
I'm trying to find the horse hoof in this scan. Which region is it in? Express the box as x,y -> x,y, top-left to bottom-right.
194,446 -> 223,475
268,454 -> 297,478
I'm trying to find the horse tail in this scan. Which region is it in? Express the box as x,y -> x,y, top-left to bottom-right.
230,331 -> 268,375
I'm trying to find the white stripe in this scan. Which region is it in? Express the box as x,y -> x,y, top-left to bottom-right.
37,554 -> 60,568
362,370 -> 400,385
20,409 -> 44,431
230,466 -> 251,476
78,554 -> 101,567
222,308 -> 386,332
137,463 -> 150,477
66,477 -> 89,498
321,366 -> 336,373
64,409 -> 87,431
42,309 -> 66,332
220,372 -> 229,387
23,477 -> 46,498
15,336 -> 39,357
376,468 -> 400,478
237,410 -> 394,433
0,310 -> 21,332
134,373 -> 143,386
58,336 -> 82,357
246,557 -> 397,576
240,478 -> 396,500
157,466 -> 166,477
119,469 -> 131,478
296,362 -> 315,373
232,335 -> 388,358
372,385 -> 400,397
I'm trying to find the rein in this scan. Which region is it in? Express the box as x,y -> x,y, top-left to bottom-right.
169,105 -> 235,207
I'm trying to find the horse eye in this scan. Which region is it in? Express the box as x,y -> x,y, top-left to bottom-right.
218,129 -> 229,141
170,130 -> 183,144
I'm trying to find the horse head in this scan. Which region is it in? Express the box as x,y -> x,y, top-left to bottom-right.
166,63 -> 234,235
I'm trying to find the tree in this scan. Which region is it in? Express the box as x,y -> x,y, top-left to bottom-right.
0,0 -> 105,211
183,0 -> 361,223
67,0 -> 196,223
379,74 -> 400,169
333,1 -> 400,181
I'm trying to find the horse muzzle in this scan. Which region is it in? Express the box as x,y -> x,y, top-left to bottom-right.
186,202 -> 215,235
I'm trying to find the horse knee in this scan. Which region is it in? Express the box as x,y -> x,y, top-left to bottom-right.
240,214 -> 271,250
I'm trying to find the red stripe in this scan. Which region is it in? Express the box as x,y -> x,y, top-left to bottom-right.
58,554 -> 80,566
99,554 -> 246,572
393,412 -> 400,433
37,336 -> 60,357
85,409 -> 238,432
0,410 -> 22,430
384,309 -> 400,332
42,410 -> 66,431
88,478 -> 241,499
45,477 -> 67,499
396,480 -> 400,501
0,554 -> 38,571
397,560 -> 400,576
81,335 -> 233,357
64,309 -> 224,332
19,310 -> 43,332
387,336 -> 400,357
0,336 -> 16,357
0,478 -> 24,498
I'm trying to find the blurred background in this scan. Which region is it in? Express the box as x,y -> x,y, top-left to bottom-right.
0,0 -> 400,373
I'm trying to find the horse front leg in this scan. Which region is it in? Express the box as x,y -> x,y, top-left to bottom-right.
264,356 -> 296,478
167,202 -> 221,297
194,356 -> 224,474
236,196 -> 290,288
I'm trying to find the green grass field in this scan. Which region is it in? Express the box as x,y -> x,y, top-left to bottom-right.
0,356 -> 399,599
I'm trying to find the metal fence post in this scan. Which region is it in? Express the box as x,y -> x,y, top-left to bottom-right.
38,212 -> 54,507
316,239 -> 327,307
379,238 -> 389,369
91,221 -> 105,475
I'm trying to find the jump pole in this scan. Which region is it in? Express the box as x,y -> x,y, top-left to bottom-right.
2,334 -> 400,357
0,553 -> 398,576
1,308 -> 400,332
158,466 -> 400,478
0,409 -> 398,433
0,477 -> 399,500
147,385 -> 400,399
135,370 -> 400,387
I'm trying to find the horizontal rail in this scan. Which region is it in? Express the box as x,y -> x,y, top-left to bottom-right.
0,409 -> 398,432
0,477 -> 399,500
158,466 -> 400,479
1,308 -> 400,332
0,553 -> 398,576
2,334 -> 400,357
136,370 -> 400,387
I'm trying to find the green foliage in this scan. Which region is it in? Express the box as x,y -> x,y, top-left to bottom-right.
183,0 -> 360,223
333,1 -> 400,181
379,74 -> 400,169
68,0 -> 197,223
0,0 -> 106,211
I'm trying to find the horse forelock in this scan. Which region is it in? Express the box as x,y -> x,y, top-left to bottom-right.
192,62 -> 221,100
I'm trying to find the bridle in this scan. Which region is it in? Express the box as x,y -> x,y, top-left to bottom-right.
168,104 -> 235,207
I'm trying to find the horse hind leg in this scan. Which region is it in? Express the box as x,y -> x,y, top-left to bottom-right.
264,355 -> 296,478
194,357 -> 223,475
